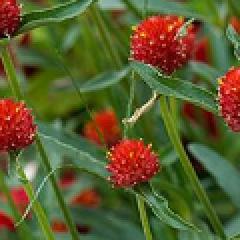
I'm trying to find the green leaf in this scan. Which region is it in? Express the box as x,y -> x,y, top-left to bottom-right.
18,0 -> 95,34
79,66 -> 130,93
38,123 -> 108,179
136,184 -> 197,231
206,25 -> 231,72
189,61 -> 220,87
131,0 -> 206,20
226,25 -> 240,47
131,61 -> 218,114
230,234 -> 240,240
225,213 -> 240,238
70,207 -> 145,240
188,143 -> 240,209
178,225 -> 220,240
226,25 -> 240,61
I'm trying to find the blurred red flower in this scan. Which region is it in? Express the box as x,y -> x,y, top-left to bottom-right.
0,211 -> 15,232
0,187 -> 29,215
71,189 -> 101,208
83,110 -> 121,147
231,16 -> 240,34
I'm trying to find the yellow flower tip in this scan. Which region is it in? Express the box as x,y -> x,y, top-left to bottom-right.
168,25 -> 174,32
147,143 -> 152,149
132,25 -> 137,31
218,77 -> 223,85
140,32 -> 147,38
179,16 -> 184,23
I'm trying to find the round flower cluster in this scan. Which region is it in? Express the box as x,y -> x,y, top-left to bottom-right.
0,0 -> 21,38
84,110 -> 121,147
130,15 -> 195,74
218,67 -> 240,131
0,99 -> 37,152
106,139 -> 159,187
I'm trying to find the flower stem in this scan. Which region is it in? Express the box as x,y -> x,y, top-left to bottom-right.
90,4 -> 122,69
159,96 -> 226,239
1,46 -> 79,240
124,73 -> 153,240
136,196 -> 153,240
16,162 -> 55,240
121,0 -> 142,19
0,170 -> 32,240
35,135 -> 79,239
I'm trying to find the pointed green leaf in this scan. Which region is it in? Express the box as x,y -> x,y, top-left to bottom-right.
131,61 -> 218,113
18,0 -> 95,34
38,123 -> 108,179
136,184 -> 197,231
226,25 -> 240,61
226,25 -> 240,46
188,143 -> 240,209
80,66 -> 130,93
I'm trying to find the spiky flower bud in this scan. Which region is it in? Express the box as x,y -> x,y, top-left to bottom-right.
0,99 -> 37,152
218,67 -> 240,131
106,139 -> 159,187
0,0 -> 21,38
130,15 -> 195,74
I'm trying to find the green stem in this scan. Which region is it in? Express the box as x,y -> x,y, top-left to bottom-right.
1,47 -> 79,240
123,71 -> 136,138
225,0 -> 240,18
17,163 -> 55,240
1,46 -> 23,100
169,97 -> 178,129
143,0 -> 148,19
205,0 -> 222,27
35,135 -> 79,240
159,96 -> 226,239
90,4 -> 122,69
136,196 -> 153,240
123,73 -> 153,240
121,0 -> 142,19
0,170 -> 31,240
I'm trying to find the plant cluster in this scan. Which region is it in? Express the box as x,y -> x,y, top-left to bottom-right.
0,0 -> 240,240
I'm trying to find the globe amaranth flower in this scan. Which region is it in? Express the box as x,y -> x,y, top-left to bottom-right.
106,139 -> 159,187
83,110 -> 121,147
218,67 -> 240,131
71,189 -> 101,208
0,99 -> 37,152
130,15 -> 195,75
0,0 -> 21,38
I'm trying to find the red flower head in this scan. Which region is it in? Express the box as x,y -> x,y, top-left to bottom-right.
51,220 -> 90,234
106,139 -> 159,187
0,99 -> 37,152
0,211 -> 15,231
0,187 -> 29,215
231,16 -> 240,34
193,37 -> 210,64
83,110 -> 121,147
11,187 -> 29,214
0,0 -> 21,38
71,189 -> 101,208
130,15 -> 195,75
51,220 -> 68,233
218,67 -> 240,131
